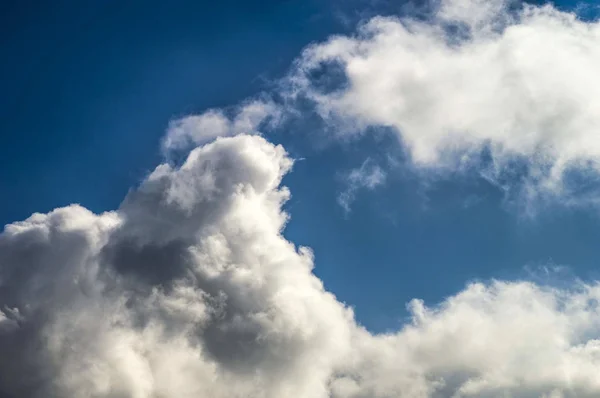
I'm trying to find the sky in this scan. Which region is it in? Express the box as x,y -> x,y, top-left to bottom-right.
3,1 -> 600,397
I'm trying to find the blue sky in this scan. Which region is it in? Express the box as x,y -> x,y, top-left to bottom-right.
2,0 -> 600,336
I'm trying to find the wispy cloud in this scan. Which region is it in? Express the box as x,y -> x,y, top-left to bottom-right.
338,158 -> 386,212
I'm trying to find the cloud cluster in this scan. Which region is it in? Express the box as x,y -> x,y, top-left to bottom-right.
290,0 -> 600,203
4,0 -> 600,397
161,0 -> 600,207
3,133 -> 600,397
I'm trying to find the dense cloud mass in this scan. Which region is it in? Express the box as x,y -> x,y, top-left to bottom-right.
2,134 -> 600,398
4,0 -> 600,397
0,135 -> 352,398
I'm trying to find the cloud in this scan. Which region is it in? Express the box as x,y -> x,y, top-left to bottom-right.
339,280 -> 600,398
162,0 -> 600,210
162,100 -> 281,152
0,135 -> 353,398
289,0 -> 600,206
3,133 -> 600,397
338,158 -> 387,212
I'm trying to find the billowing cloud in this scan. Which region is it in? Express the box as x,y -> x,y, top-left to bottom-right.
2,133 -> 600,397
0,135 -> 352,398
337,281 -> 600,398
290,0 -> 600,204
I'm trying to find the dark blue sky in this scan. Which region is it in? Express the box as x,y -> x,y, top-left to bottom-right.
0,0 -> 338,219
2,0 -> 599,332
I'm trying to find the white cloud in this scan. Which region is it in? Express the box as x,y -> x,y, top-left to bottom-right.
337,281 -> 600,398
161,0 -> 600,209
290,0 -> 600,205
3,134 -> 600,397
162,100 -> 281,152
338,158 -> 387,212
0,135 -> 353,398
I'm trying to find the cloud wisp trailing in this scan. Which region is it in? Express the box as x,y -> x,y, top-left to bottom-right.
338,158 -> 387,212
4,0 -> 600,397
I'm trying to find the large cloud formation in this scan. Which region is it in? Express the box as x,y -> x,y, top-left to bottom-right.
0,135 -> 352,398
3,134 -> 600,398
287,0 -> 600,204
4,0 -> 600,397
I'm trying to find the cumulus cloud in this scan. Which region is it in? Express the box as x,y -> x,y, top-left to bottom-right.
341,280 -> 600,398
162,100 -> 281,152
338,158 -> 387,212
0,135 -> 352,398
289,0 -> 600,204
3,133 -> 600,397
